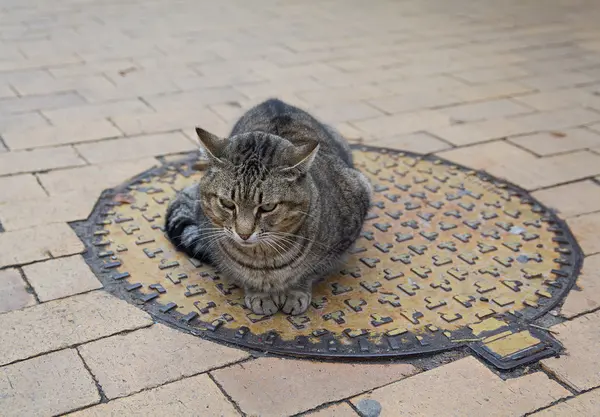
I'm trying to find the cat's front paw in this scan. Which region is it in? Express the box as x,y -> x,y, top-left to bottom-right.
245,291 -> 279,316
274,290 -> 311,315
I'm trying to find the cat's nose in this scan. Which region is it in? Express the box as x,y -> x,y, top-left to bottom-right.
238,233 -> 251,241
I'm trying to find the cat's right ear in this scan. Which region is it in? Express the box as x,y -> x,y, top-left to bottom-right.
196,127 -> 227,165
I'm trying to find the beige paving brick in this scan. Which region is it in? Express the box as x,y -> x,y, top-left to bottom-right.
531,387 -> 600,416
560,254 -> 600,318
518,72 -> 598,90
437,141 -> 534,171
0,291 -> 152,366
79,323 -> 248,399
368,91 -> 459,114
144,87 -> 246,112
0,223 -> 84,268
313,102 -> 384,123
353,110 -> 451,138
0,191 -> 96,230
2,119 -> 122,150
542,310 -> 600,392
298,85 -> 388,107
0,83 -> 15,98
370,132 -> 452,154
0,92 -> 85,114
430,108 -> 600,146
453,66 -> 530,84
351,357 -> 569,417
568,212 -> 600,255
439,99 -> 534,123
513,89 -> 600,112
0,269 -> 36,313
307,403 -> 359,416
447,81 -> 534,102
212,357 -> 417,417
43,99 -> 154,124
75,132 -> 196,164
0,174 -> 47,203
234,78 -> 324,99
532,180 -> 600,218
68,374 -> 239,417
10,74 -> 113,97
494,150 -> 600,190
111,107 -> 230,137
509,128 -> 600,156
382,75 -> 468,95
0,112 -> 50,133
23,255 -> 102,302
38,157 -> 159,195
49,60 -> 139,78
0,349 -> 100,417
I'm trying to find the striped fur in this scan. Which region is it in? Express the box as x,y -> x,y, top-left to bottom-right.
165,99 -> 371,315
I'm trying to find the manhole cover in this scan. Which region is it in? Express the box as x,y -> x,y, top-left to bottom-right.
74,146 -> 582,369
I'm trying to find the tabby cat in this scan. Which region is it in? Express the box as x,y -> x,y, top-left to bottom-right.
165,99 -> 372,315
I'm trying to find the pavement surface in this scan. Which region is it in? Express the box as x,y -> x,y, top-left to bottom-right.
1,0 -> 600,416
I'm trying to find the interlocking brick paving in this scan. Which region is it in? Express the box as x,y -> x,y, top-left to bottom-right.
1,0 -> 600,414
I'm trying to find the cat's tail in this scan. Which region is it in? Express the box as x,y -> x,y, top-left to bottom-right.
165,185 -> 213,264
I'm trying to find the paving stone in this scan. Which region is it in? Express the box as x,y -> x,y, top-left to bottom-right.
0,349 -> 100,417
212,357 -> 417,417
453,66 -> 530,84
0,112 -> 50,134
532,180 -> 600,218
23,255 -> 102,302
531,387 -> 600,416
38,157 -> 159,195
353,110 -> 451,138
111,107 -> 228,137
367,91 -> 459,114
430,108 -> 600,146
439,144 -> 600,190
144,87 -> 246,112
307,403 -> 359,416
79,324 -> 249,399
0,269 -> 36,313
2,119 -> 122,150
351,357 -> 569,417
313,102 -> 384,123
68,374 -> 238,417
509,128 -> 600,156
567,212 -> 600,255
43,99 -> 154,124
542,310 -> 600,392
560,254 -> 600,318
518,72 -> 598,91
75,132 -> 196,164
0,291 -> 152,366
0,223 -> 85,268
0,174 -> 47,203
448,81 -> 534,102
0,191 -> 96,230
437,141 -> 534,171
299,85 -> 388,107
0,92 -> 85,114
370,132 -> 452,154
0,146 -> 85,176
513,89 -> 600,112
439,99 -> 534,123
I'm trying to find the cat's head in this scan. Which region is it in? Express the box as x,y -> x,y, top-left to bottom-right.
195,127 -> 319,247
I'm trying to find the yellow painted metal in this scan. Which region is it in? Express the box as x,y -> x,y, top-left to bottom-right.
99,149 -> 566,343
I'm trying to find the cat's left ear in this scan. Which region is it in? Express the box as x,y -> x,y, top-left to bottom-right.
196,127 -> 227,165
279,141 -> 319,179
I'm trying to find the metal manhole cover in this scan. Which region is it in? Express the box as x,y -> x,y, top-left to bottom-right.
74,146 -> 582,369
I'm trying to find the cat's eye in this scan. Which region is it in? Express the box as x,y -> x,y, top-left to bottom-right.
260,203 -> 278,212
219,198 -> 235,210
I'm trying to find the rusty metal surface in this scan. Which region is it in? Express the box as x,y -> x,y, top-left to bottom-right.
73,146 -> 582,367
